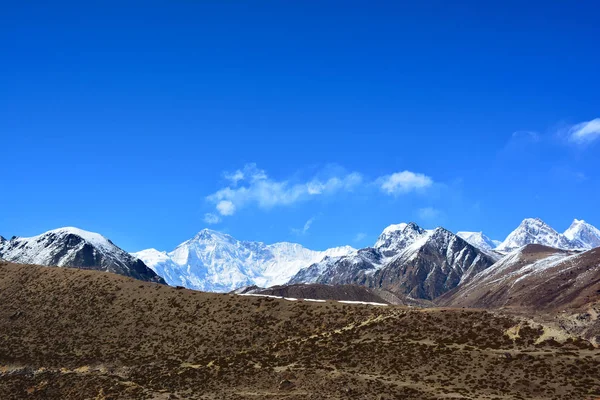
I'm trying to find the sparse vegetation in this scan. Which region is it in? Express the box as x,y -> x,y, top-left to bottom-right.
0,261 -> 599,399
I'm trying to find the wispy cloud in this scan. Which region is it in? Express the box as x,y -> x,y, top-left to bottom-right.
207,164 -> 436,219
502,130 -> 541,154
224,163 -> 267,186
207,164 -> 363,217
353,232 -> 367,243
377,171 -> 433,195
203,213 -> 221,224
567,118 -> 600,144
418,207 -> 440,220
551,166 -> 588,183
291,217 -> 316,235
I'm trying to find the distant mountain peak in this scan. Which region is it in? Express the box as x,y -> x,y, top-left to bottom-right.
134,231 -> 355,292
456,231 -> 500,252
45,227 -> 116,250
381,222 -> 408,235
496,217 -> 589,252
564,219 -> 600,249
375,222 -> 427,256
0,227 -> 164,283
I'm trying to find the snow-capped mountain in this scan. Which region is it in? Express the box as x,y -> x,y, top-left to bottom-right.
564,219 -> 600,249
132,229 -> 355,292
374,222 -> 430,256
0,227 -> 165,283
496,218 -> 589,252
456,231 -> 501,251
290,222 -> 497,300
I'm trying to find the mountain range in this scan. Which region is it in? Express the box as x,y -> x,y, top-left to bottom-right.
1,217 -> 599,303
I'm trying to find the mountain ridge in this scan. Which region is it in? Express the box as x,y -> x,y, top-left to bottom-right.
496,217 -> 586,251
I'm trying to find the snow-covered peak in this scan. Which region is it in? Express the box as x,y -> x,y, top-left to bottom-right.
564,219 -> 600,249
43,227 -> 115,251
5,227 -> 118,258
496,218 -> 573,252
134,231 -> 356,292
375,222 -> 427,256
457,231 -> 500,251
191,228 -> 238,244
0,227 -> 164,283
381,223 -> 408,235
132,248 -> 171,264
320,245 -> 357,257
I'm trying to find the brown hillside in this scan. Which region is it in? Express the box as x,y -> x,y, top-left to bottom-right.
0,261 -> 599,399
439,246 -> 600,311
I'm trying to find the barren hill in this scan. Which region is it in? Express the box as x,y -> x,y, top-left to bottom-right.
241,283 -> 434,307
0,261 -> 599,399
439,245 -> 600,311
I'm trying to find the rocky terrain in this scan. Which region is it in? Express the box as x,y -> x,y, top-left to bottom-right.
1,260 -> 599,399
0,228 -> 164,284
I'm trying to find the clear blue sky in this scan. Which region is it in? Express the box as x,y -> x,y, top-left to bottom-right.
1,1 -> 599,252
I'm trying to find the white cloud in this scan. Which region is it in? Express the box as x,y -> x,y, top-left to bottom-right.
207,164 -> 435,219
224,163 -> 268,186
216,200 -> 236,216
378,171 -> 433,195
292,217 -> 315,235
418,207 -> 440,220
568,118 -> 600,144
203,213 -> 221,224
207,164 -> 363,217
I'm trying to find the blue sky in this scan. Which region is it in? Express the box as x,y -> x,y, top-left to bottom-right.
1,1 -> 599,252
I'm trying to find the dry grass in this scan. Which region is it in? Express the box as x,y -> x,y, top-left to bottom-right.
1,261 -> 599,399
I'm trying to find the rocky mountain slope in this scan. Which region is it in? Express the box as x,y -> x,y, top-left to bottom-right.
1,260 -> 598,399
290,222 -> 498,300
439,244 -> 600,311
0,227 -> 164,283
133,229 -> 355,292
